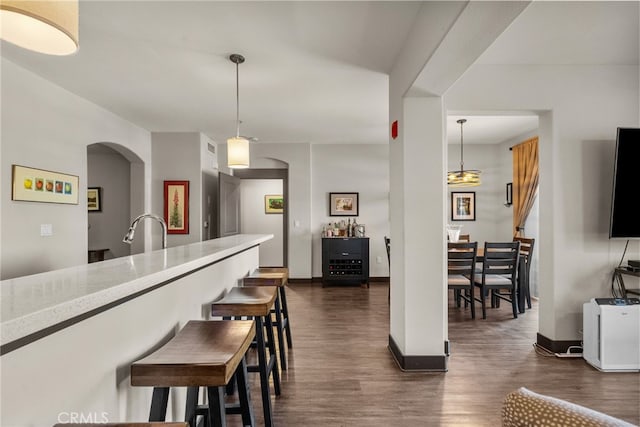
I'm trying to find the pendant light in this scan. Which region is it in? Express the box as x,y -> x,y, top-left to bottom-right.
227,53 -> 250,169
447,118 -> 481,187
0,0 -> 79,55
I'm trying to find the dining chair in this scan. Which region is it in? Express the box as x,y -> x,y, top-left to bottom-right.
513,236 -> 535,311
384,236 -> 391,303
473,241 -> 520,319
447,241 -> 478,319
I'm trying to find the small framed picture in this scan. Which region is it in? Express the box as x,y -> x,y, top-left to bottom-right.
330,192 -> 359,216
265,194 -> 284,214
451,191 -> 475,221
164,180 -> 190,234
87,187 -> 102,212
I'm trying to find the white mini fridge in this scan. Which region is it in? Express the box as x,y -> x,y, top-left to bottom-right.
583,298 -> 640,372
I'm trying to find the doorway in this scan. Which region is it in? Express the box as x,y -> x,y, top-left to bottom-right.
87,142 -> 145,260
234,168 -> 288,267
445,113 -> 540,312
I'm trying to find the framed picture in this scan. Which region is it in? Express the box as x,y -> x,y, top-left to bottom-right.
330,192 -> 359,216
451,191 -> 476,221
164,180 -> 189,234
505,182 -> 513,206
11,164 -> 79,205
265,194 -> 284,214
87,187 -> 102,212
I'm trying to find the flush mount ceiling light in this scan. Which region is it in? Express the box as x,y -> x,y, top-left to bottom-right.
447,118 -> 481,187
0,0 -> 79,55
227,53 -> 250,169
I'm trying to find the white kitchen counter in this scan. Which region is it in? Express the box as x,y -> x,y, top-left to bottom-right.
1,234 -> 272,353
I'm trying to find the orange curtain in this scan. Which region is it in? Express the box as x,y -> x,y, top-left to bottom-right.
512,137 -> 539,237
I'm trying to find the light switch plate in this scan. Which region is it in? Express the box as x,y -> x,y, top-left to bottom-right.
40,224 -> 53,236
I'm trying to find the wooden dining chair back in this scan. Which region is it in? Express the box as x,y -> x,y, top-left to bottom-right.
384,236 -> 391,267
447,241 -> 478,319
474,241 -> 520,319
384,236 -> 391,303
513,236 -> 535,310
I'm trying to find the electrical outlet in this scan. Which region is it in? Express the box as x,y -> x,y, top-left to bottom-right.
376,256 -> 383,264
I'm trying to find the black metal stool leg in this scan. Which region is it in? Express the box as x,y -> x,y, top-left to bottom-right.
149,387 -> 170,422
273,293 -> 287,371
254,316 -> 274,427
207,386 -> 226,427
235,356 -> 255,427
264,313 -> 281,396
184,386 -> 200,427
279,286 -> 293,348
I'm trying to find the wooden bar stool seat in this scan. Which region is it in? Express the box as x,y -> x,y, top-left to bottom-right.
131,320 -> 255,427
242,267 -> 293,372
211,286 -> 281,427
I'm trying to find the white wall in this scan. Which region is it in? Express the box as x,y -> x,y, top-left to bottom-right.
0,59 -> 152,280
446,63 -> 639,341
446,143 -> 505,243
151,132 -> 203,248
219,142 -> 391,279
229,143 -> 312,279
88,147 -> 131,259
311,144 -> 390,278
240,179 -> 283,266
445,127 -> 540,244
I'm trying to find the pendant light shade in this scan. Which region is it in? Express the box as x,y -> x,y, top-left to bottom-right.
227,136 -> 250,169
0,0 -> 79,55
227,53 -> 250,169
448,119 -> 481,187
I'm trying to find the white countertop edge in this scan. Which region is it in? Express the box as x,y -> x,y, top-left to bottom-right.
1,234 -> 272,347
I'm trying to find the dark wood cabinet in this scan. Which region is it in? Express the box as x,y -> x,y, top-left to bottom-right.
322,237 -> 369,287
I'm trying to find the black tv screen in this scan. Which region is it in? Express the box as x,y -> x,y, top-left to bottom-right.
609,127 -> 640,239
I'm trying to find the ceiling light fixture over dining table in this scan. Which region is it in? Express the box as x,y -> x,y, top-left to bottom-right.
448,118 -> 481,187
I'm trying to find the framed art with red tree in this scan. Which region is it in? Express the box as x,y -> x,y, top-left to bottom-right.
164,180 -> 189,234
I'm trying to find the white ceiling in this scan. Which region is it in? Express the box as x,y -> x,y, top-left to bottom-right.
1,1 -> 637,146
447,115 -> 539,145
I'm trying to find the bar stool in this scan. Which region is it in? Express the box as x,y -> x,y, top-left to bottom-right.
131,320 -> 255,427
211,286 -> 281,427
242,267 -> 292,372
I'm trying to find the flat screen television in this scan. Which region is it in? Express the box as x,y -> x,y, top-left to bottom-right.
609,127 -> 640,239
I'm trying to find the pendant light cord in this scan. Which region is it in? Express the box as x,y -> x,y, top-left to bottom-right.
460,120 -> 464,171
229,53 -> 245,139
457,118 -> 467,174
235,60 -> 240,138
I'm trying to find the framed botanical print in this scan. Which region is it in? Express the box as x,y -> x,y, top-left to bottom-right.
164,180 -> 189,234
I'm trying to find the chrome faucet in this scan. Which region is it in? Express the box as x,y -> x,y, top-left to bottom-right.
123,213 -> 168,249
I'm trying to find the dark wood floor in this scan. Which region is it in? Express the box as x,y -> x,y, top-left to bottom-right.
234,281 -> 640,426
